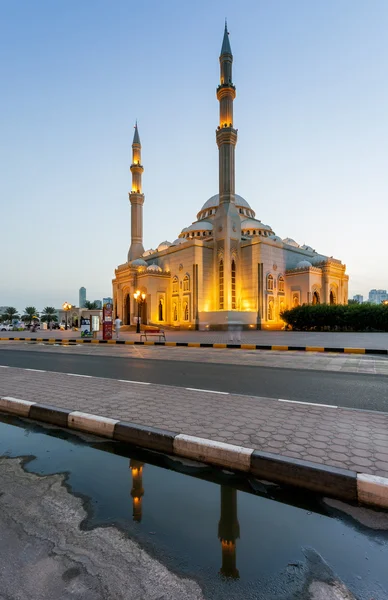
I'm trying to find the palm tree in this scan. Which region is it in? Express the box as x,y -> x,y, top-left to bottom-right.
84,301 -> 99,309
41,307 -> 58,327
22,306 -> 39,326
2,307 -> 19,323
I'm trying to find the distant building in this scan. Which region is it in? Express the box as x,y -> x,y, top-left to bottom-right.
368,289 -> 388,304
94,300 -> 102,309
353,295 -> 363,303
79,287 -> 86,308
103,297 -> 113,306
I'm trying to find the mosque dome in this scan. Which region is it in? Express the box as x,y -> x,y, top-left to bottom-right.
269,235 -> 283,242
241,218 -> 274,237
130,258 -> 148,267
283,238 -> 300,247
142,249 -> 156,257
301,244 -> 314,252
197,194 -> 256,220
172,238 -> 188,245
186,221 -> 213,232
157,241 -> 172,252
296,260 -> 312,269
147,263 -> 163,273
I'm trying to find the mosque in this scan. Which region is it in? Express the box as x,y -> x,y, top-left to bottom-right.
112,25 -> 348,330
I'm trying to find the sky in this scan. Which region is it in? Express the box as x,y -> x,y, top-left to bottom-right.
1,0 -> 388,312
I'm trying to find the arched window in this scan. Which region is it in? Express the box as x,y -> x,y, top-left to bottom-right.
183,301 -> 189,321
293,294 -> 300,307
172,276 -> 179,294
267,274 -> 274,291
173,302 -> 178,321
312,291 -> 320,305
183,275 -> 190,291
330,289 -> 336,305
219,259 -> 224,309
279,301 -> 285,317
158,299 -> 164,321
231,259 -> 236,309
278,276 -> 285,293
268,298 -> 274,320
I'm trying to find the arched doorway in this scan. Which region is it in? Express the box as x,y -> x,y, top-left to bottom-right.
125,294 -> 130,325
141,300 -> 147,325
158,299 -> 164,321
312,291 -> 320,305
330,290 -> 336,305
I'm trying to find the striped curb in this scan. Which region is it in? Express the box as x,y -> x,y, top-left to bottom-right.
1,396 -> 388,509
1,337 -> 387,355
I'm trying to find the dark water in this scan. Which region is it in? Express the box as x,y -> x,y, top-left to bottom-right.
0,415 -> 387,599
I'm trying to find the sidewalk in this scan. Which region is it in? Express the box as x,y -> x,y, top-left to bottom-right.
1,329 -> 388,350
1,366 -> 388,507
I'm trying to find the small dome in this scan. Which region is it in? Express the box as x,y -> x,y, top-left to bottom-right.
172,238 -> 188,245
185,220 -> 213,232
269,235 -> 282,242
296,260 -> 312,269
283,238 -> 300,247
157,241 -> 172,252
142,249 -> 156,257
301,244 -> 314,252
130,258 -> 148,267
147,263 -> 162,273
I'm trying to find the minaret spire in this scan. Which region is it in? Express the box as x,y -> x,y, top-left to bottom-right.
127,122 -> 145,262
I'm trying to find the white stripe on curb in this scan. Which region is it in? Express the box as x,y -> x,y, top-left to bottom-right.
186,388 -> 229,395
24,368 -> 46,373
0,396 -> 36,417
0,365 -> 9,368
68,411 -> 118,438
174,434 -> 253,471
278,398 -> 338,409
67,373 -> 92,378
357,473 -> 388,508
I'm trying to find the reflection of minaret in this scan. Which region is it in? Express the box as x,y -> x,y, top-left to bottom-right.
130,459 -> 144,522
218,485 -> 240,578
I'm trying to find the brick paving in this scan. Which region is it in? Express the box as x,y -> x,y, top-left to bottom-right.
1,329 -> 388,349
1,367 -> 388,478
2,341 -> 388,375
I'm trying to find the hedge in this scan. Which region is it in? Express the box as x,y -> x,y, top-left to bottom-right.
280,303 -> 388,332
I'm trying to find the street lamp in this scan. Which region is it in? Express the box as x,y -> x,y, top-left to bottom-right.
62,302 -> 72,330
133,290 -> 146,334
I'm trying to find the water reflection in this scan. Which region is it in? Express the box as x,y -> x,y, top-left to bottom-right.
136,462 -> 240,578
130,459 -> 144,523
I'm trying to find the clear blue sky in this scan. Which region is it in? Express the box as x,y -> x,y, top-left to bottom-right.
1,0 -> 387,311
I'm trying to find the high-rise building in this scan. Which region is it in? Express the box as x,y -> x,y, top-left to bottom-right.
94,300 -> 102,309
353,295 -> 363,303
79,287 -> 86,308
368,289 -> 388,304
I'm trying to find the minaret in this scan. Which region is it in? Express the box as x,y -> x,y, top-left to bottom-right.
213,23 -> 241,313
127,123 -> 145,262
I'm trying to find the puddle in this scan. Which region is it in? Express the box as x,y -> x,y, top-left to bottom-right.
0,415 -> 387,599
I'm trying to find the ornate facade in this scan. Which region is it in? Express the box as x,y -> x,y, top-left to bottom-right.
113,25 -> 348,330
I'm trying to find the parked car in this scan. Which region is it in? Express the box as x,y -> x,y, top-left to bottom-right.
0,324 -> 13,331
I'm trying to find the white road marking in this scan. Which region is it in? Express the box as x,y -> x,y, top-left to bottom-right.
186,387 -> 229,395
67,373 -> 92,378
24,368 -> 46,373
118,380 -> 151,385
0,365 -> 9,368
278,398 -> 338,408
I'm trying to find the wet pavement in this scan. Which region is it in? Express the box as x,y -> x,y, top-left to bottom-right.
0,414 -> 387,599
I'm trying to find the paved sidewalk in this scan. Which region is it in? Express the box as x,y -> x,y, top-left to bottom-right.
2,341 -> 388,375
1,329 -> 388,349
1,366 -> 388,478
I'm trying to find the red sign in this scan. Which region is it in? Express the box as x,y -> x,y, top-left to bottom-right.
103,303 -> 113,340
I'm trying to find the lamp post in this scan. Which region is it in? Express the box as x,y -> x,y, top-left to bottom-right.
133,290 -> 146,334
62,302 -> 72,330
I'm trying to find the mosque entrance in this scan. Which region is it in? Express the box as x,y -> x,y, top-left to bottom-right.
312,291 -> 320,305
124,294 -> 131,325
141,300 -> 147,326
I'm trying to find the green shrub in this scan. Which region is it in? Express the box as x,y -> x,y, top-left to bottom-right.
280,303 -> 388,332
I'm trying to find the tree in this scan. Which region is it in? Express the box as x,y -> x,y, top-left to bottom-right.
40,307 -> 58,325
22,306 -> 39,326
83,301 -> 99,309
2,307 -> 19,323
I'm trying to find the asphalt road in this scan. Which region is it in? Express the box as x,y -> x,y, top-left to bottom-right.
0,349 -> 387,412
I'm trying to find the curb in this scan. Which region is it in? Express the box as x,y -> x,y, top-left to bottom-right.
1,337 -> 387,356
1,396 -> 387,509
